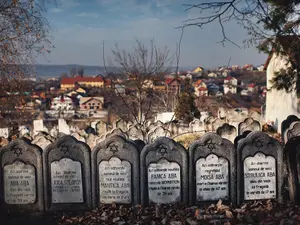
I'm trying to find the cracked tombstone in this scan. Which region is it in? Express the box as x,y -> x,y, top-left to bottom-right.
43,135 -> 91,211
238,117 -> 261,135
281,115 -> 300,143
0,139 -> 44,213
92,135 -> 140,206
188,133 -> 236,205
284,121 -> 300,144
140,137 -> 188,205
237,131 -> 283,205
216,123 -> 237,143
285,136 -> 300,204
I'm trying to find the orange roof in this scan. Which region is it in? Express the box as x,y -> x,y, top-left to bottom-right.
165,78 -> 180,85
194,80 -> 203,86
61,76 -> 104,85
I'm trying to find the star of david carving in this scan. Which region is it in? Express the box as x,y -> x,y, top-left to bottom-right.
157,145 -> 168,156
206,140 -> 216,152
60,145 -> 69,154
109,144 -> 118,154
254,139 -> 264,149
12,147 -> 22,157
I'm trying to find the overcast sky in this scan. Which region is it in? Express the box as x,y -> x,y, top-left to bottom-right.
38,0 -> 267,68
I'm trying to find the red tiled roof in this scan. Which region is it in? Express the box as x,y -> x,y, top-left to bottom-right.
198,87 -> 207,91
165,78 -> 180,85
194,80 -> 203,86
248,83 -> 255,88
61,76 -> 104,85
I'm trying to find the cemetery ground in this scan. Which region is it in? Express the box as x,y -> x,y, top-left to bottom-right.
1,200 -> 300,224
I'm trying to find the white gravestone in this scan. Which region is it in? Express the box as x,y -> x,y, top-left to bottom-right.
196,154 -> 229,201
58,119 -> 70,135
99,157 -> 131,204
51,158 -> 83,203
4,161 -> 36,204
244,152 -> 276,200
148,159 -> 181,204
33,119 -> 44,135
0,128 -> 9,138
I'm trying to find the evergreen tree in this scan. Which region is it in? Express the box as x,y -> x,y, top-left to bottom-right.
175,79 -> 200,123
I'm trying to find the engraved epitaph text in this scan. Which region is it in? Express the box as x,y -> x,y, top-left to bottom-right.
196,154 -> 229,201
4,161 -> 36,204
51,158 -> 83,203
244,153 -> 276,200
148,159 -> 181,204
99,157 -> 132,204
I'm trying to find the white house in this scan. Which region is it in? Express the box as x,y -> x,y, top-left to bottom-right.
51,95 -> 74,111
223,76 -> 237,94
208,72 -> 217,78
264,36 -> 300,131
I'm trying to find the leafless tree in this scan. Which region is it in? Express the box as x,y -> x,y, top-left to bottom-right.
0,0 -> 55,121
109,39 -> 172,125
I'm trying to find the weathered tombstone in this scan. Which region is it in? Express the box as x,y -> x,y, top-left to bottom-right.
284,121 -> 300,144
106,128 -> 128,139
96,121 -> 108,136
238,117 -> 260,135
140,137 -> 188,205
237,131 -> 283,204
43,135 -> 91,211
0,128 -> 9,138
148,126 -> 171,144
32,136 -> 52,151
233,131 -> 251,149
92,135 -> 140,206
188,133 -> 236,205
33,119 -> 44,135
115,119 -> 128,132
0,139 -> 44,213
189,119 -> 205,133
71,132 -> 86,143
127,125 -> 144,141
216,123 -> 237,143
281,115 -> 300,143
134,139 -> 146,152
58,118 -> 70,135
285,136 -> 300,204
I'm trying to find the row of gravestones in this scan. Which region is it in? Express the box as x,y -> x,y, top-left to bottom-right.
1,130 -> 295,215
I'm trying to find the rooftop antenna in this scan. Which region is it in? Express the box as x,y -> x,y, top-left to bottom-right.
227,57 -> 231,67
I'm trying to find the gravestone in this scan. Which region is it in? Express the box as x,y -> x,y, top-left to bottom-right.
115,119 -> 128,132
127,125 -> 144,141
237,131 -> 283,204
33,119 -> 44,135
140,137 -> 188,205
58,119 -> 70,135
234,131 -> 251,149
71,132 -> 86,143
189,119 -> 205,133
91,135 -> 140,206
281,115 -> 300,143
284,121 -> 300,144
0,139 -> 44,213
106,128 -> 128,139
32,136 -> 52,150
0,128 -> 9,138
216,123 -> 237,143
148,126 -> 171,144
284,136 -> 300,204
188,133 -> 236,205
96,121 -> 108,136
134,139 -> 146,152
43,135 -> 91,211
238,117 -> 260,135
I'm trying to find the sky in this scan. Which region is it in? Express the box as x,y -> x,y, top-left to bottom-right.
38,0 -> 267,68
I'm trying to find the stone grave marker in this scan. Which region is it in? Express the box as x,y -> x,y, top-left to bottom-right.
32,136 -> 52,151
0,139 -> 44,213
216,123 -> 237,143
238,117 -> 260,135
115,119 -> 128,132
0,128 -> 9,138
91,135 -> 139,206
134,139 -> 146,152
188,133 -> 236,205
281,115 -> 300,143
148,126 -> 171,144
106,128 -> 128,139
43,135 -> 91,211
96,121 -> 108,136
284,121 -> 300,144
284,136 -> 300,204
233,131 -> 251,149
127,125 -> 144,141
140,137 -> 188,205
58,118 -> 70,135
237,131 -> 283,204
33,119 -> 44,135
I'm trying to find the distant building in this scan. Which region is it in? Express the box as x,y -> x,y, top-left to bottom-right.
193,80 -> 208,97
193,66 -> 204,73
243,64 -> 254,71
61,75 -> 104,90
231,65 -> 239,71
223,76 -> 238,94
142,79 -> 154,89
165,78 -> 181,94
80,97 -> 104,111
51,95 -> 74,111
207,72 -> 217,78
247,83 -> 256,92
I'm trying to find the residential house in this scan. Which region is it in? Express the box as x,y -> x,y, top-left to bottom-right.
223,76 -> 238,94
247,83 -> 256,92
264,36 -> 300,131
207,83 -> 220,96
142,79 -> 154,89
153,80 -> 165,91
61,75 -> 104,90
207,72 -> 217,78
50,95 -> 74,111
165,78 -> 181,94
193,66 -> 204,73
257,65 -> 265,71
80,97 -> 104,111
241,89 -> 251,96
243,64 -> 254,71
115,84 -> 126,95
231,65 -> 239,71
193,80 -> 208,97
